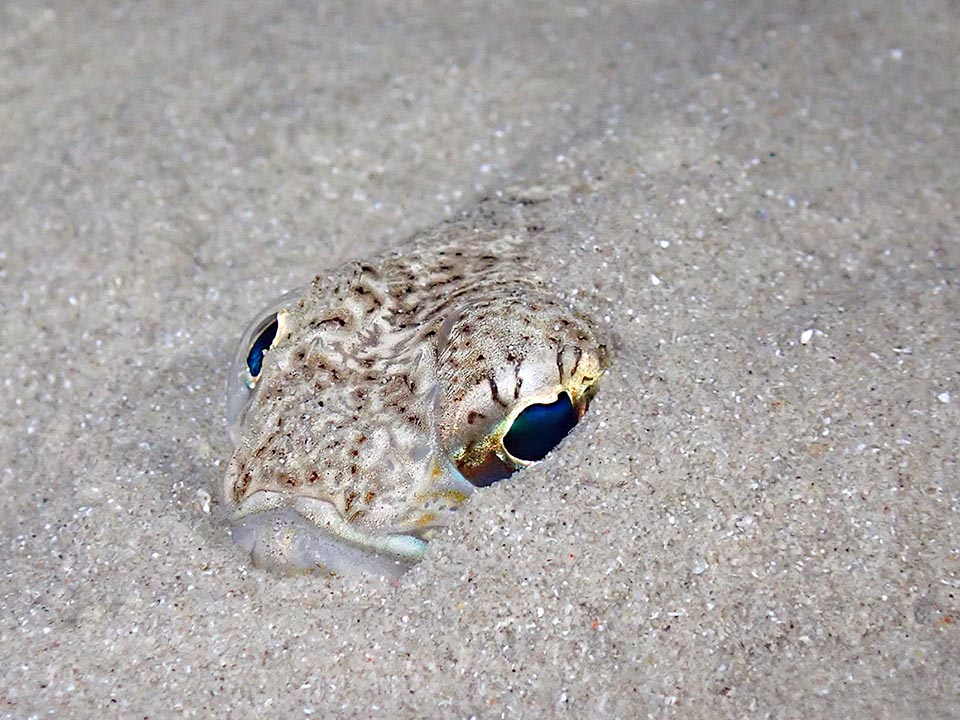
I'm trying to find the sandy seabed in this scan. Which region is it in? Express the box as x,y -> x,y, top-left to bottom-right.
1,1 -> 958,718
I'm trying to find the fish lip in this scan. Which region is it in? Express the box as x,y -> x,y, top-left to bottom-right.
229,507 -> 427,576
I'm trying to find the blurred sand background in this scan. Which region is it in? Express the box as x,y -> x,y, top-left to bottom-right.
1,1 -> 958,717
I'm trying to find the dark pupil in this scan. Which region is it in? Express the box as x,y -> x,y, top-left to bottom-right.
246,315 -> 279,378
503,392 -> 579,462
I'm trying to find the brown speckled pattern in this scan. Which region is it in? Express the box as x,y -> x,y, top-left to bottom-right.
223,196 -> 608,560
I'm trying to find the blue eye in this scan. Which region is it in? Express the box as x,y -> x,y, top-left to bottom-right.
246,315 -> 279,379
503,392 -> 579,462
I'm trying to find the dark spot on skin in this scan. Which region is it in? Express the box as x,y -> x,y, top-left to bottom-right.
321,314 -> 347,328
236,471 -> 253,501
488,376 -> 509,408
344,491 -> 358,512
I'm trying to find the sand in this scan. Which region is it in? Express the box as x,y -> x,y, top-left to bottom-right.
2,1 -> 958,717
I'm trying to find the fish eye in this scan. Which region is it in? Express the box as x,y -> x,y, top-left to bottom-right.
503,392 -> 579,462
226,287 -> 303,443
246,314 -> 279,381
454,391 -> 586,488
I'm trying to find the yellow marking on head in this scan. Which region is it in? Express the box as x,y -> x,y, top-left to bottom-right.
415,488 -> 470,505
415,512 -> 438,527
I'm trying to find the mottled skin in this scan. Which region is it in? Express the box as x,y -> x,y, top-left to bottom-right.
223,197 -> 608,576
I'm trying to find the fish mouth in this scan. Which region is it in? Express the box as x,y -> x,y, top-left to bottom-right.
228,495 -> 430,577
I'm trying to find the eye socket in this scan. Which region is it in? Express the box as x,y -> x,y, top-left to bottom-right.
226,287 -> 303,443
503,392 -> 579,462
454,391 -> 584,487
246,315 -> 279,379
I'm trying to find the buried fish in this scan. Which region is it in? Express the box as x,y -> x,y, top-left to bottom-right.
222,196 -> 609,577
